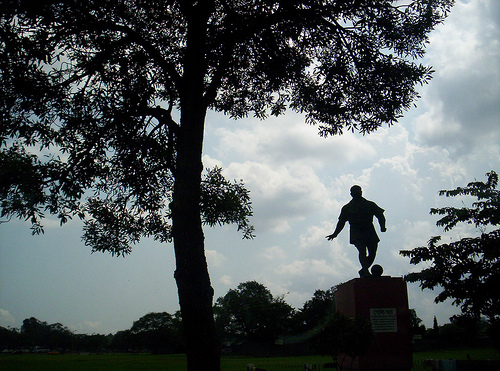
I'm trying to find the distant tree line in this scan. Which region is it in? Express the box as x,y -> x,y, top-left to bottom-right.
0,317 -> 113,353
412,314 -> 497,351
0,314 -> 185,354
1,281 -> 497,355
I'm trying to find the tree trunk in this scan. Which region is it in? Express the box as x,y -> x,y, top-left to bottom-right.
172,107 -> 220,370
172,146 -> 220,370
171,2 -> 220,370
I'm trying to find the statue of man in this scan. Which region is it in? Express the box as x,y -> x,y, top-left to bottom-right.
326,185 -> 386,277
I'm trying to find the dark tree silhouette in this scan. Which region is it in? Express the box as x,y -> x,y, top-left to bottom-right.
130,312 -> 183,354
409,309 -> 426,338
401,171 -> 500,322
0,326 -> 21,351
297,288 -> 336,332
1,1 -> 454,369
214,281 -> 294,343
20,317 -> 73,350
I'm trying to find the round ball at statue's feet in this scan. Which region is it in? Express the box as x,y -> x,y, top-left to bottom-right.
371,264 -> 383,277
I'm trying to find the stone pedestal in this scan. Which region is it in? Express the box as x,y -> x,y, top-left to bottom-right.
335,276 -> 412,371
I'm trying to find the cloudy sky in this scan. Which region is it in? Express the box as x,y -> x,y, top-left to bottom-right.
1,0 -> 499,335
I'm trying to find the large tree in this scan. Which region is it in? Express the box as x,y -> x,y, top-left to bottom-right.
298,288 -> 336,329
401,171 -> 500,322
1,1 -> 453,369
130,311 -> 183,353
214,281 -> 294,343
20,317 -> 74,350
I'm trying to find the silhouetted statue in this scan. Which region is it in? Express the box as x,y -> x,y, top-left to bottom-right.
326,185 -> 386,277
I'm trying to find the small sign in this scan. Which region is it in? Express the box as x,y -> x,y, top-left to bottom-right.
370,308 -> 397,333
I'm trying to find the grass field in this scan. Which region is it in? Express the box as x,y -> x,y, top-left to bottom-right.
0,348 -> 498,370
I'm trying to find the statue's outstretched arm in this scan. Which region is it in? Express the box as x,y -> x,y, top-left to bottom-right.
377,213 -> 387,232
326,219 -> 346,240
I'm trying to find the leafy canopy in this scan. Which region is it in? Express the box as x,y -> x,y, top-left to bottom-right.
214,280 -> 294,342
401,171 -> 500,321
1,0 -> 453,256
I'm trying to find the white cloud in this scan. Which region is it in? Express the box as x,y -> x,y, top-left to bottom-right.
224,160 -> 332,233
0,309 -> 15,328
206,249 -> 227,267
297,223 -> 357,274
214,113 -> 376,169
299,223 -> 334,250
428,158 -> 467,185
414,0 -> 500,156
219,275 -> 232,286
275,259 -> 340,278
260,246 -> 287,261
400,220 -> 435,251
202,154 -> 223,169
427,0 -> 500,77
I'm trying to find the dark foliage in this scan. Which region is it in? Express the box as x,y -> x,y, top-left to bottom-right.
214,281 -> 295,343
0,314 -> 182,354
0,317 -> 104,352
1,0 -> 453,250
401,171 -> 500,321
410,308 -> 426,338
20,317 -> 74,350
214,283 -> 373,358
296,288 -> 337,332
130,311 -> 184,354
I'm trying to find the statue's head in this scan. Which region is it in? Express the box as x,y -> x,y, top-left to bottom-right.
350,185 -> 362,198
